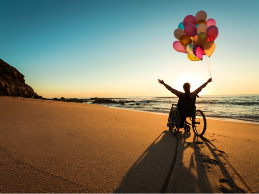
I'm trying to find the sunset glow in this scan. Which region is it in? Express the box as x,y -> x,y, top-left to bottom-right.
174,75 -> 205,94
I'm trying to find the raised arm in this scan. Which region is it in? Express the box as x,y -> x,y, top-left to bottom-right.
192,78 -> 212,96
158,79 -> 182,97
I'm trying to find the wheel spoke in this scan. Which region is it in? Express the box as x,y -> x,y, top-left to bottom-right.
192,110 -> 206,136
169,108 -> 180,135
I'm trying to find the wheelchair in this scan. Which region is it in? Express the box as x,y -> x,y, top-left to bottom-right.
167,104 -> 207,136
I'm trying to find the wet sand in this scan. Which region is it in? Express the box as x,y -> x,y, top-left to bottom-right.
0,96 -> 258,192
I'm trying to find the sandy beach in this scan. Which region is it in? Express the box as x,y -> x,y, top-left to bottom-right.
0,96 -> 258,193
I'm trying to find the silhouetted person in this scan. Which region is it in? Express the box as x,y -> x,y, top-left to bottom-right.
158,78 -> 212,127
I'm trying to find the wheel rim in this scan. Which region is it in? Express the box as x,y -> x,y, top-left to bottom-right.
169,109 -> 179,134
193,110 -> 206,136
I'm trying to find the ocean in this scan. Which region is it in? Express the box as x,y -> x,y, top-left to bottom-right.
86,94 -> 259,123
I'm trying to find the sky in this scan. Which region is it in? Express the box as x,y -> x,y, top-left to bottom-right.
0,0 -> 259,98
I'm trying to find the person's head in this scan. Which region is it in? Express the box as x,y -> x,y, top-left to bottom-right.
183,82 -> 191,93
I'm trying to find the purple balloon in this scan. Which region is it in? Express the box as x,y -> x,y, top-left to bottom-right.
173,41 -> 187,53
207,25 -> 218,39
193,45 -> 204,59
184,23 -> 197,37
183,15 -> 196,26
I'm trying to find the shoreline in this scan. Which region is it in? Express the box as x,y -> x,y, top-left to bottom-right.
1,95 -> 258,125
104,104 -> 259,125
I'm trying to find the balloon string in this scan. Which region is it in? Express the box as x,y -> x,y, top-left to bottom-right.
208,56 -> 212,78
201,58 -> 210,75
201,56 -> 212,77
206,55 -> 211,77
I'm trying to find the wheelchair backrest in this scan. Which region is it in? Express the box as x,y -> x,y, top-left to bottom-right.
177,94 -> 196,117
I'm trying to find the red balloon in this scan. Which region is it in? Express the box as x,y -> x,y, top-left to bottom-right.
173,41 -> 187,53
207,35 -> 215,42
193,45 -> 204,59
207,26 -> 218,39
183,15 -> 196,26
184,23 -> 197,37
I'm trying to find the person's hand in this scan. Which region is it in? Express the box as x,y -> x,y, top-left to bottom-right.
158,79 -> 164,84
207,78 -> 212,83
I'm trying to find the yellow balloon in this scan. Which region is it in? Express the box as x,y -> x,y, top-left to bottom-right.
186,44 -> 195,57
204,41 -> 216,57
187,53 -> 201,61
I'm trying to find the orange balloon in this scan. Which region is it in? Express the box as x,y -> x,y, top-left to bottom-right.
197,23 -> 208,34
204,41 -> 216,57
195,10 -> 207,21
192,35 -> 199,45
174,28 -> 185,40
180,35 -> 192,46
196,19 -> 207,25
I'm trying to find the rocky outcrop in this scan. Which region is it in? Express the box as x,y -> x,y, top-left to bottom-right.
91,98 -> 135,105
0,59 -> 41,98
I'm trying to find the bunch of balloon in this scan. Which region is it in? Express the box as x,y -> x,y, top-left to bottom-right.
173,10 -> 218,77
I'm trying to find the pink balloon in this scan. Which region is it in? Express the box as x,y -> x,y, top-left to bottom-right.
207,25 -> 218,39
206,18 -> 216,27
193,45 -> 204,59
184,23 -> 197,37
183,15 -> 196,26
173,41 -> 187,53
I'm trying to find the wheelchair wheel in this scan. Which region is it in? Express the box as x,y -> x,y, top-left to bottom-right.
169,108 -> 180,135
192,110 -> 206,136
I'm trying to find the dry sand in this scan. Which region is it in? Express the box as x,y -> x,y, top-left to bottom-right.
0,96 -> 258,192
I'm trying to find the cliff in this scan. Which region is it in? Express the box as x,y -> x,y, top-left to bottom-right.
0,59 -> 41,98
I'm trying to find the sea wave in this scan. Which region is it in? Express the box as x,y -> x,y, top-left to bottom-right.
196,101 -> 259,106
83,95 -> 259,123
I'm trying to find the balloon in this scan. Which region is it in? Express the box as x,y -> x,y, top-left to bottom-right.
178,22 -> 184,29
186,44 -> 195,57
206,18 -> 216,27
207,35 -> 215,42
174,28 -> 185,40
198,32 -> 208,47
192,35 -> 199,45
184,23 -> 197,37
173,41 -> 187,53
187,53 -> 201,61
207,25 -> 218,39
197,23 -> 207,34
193,45 -> 204,59
180,35 -> 192,46
195,10 -> 207,22
204,41 -> 216,57
196,19 -> 207,25
183,15 -> 196,26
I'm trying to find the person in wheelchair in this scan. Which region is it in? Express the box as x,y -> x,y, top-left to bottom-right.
158,78 -> 212,128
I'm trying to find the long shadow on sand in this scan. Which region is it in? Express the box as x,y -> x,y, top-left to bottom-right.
0,147 -> 87,193
167,130 -> 249,193
200,136 -> 251,193
114,130 -> 177,193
